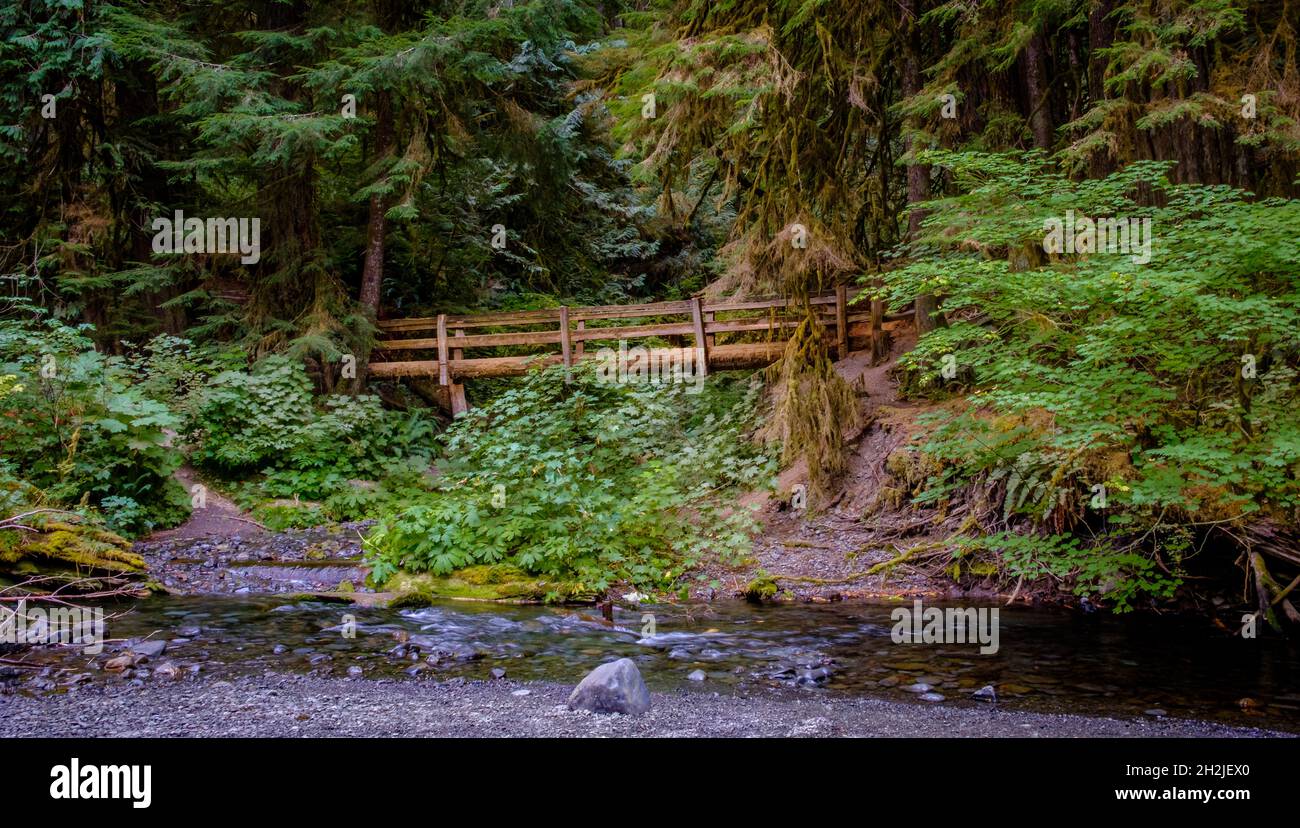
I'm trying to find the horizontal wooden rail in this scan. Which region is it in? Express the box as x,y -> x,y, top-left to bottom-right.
376,291 -> 862,333
370,287 -> 904,393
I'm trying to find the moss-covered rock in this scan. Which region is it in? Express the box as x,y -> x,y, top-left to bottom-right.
744,573 -> 779,603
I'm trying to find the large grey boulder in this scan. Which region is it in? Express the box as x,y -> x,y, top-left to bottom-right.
567,658 -> 651,715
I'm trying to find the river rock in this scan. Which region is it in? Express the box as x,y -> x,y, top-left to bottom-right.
796,666 -> 832,686
973,685 -> 998,702
687,669 -> 707,682
903,683 -> 933,694
567,658 -> 651,716
919,692 -> 946,702
129,639 -> 167,660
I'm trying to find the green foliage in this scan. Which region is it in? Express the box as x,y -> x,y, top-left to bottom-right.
252,500 -> 326,532
0,316 -> 188,536
951,533 -> 1180,612
122,334 -> 244,418
365,363 -> 775,595
189,355 -> 438,501
881,151 -> 1300,600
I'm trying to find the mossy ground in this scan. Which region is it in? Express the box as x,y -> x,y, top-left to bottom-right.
376,565 -> 595,607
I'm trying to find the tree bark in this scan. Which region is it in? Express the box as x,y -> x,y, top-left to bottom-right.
359,91 -> 394,318
1024,31 -> 1054,151
1087,0 -> 1116,177
901,0 -> 938,334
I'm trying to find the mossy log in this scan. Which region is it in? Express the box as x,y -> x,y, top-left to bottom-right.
0,517 -> 143,578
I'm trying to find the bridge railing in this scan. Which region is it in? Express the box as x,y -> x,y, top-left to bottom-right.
370,287 -> 907,410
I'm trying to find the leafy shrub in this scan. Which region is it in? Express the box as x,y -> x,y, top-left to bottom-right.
951,533 -> 1179,611
252,500 -> 326,532
880,151 -> 1300,604
365,363 -> 775,595
189,355 -> 438,503
122,334 -> 244,420
0,318 -> 188,536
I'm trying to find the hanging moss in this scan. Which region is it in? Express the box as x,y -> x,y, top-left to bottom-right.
763,308 -> 860,504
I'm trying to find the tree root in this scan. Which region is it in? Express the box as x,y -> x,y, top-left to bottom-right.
770,540 -> 948,586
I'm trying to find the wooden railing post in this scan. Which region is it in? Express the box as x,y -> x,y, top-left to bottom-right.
559,306 -> 572,381
453,328 -> 464,361
575,319 -> 585,360
835,284 -> 848,360
690,296 -> 710,377
436,313 -> 449,386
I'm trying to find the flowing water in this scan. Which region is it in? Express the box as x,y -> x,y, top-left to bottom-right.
13,593 -> 1300,732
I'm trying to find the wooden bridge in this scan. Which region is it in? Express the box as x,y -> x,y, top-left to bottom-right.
370,287 -> 908,413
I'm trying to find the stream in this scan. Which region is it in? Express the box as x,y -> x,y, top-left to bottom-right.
10,592 -> 1300,733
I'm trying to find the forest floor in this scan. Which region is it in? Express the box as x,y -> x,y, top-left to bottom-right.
1,671 -> 1288,738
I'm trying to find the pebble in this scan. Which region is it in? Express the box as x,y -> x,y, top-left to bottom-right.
903,683 -> 933,694
972,685 -> 998,702
687,669 -> 707,682
104,654 -> 135,672
919,693 -> 945,702
347,666 -> 363,677
796,666 -> 832,686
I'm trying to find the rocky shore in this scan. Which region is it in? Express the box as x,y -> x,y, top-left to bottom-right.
1,671 -> 1290,738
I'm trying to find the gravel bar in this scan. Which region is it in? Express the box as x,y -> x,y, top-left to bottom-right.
1,672 -> 1291,738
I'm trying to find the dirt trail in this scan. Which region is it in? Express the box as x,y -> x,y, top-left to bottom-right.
149,465 -> 265,541
702,329 -> 966,602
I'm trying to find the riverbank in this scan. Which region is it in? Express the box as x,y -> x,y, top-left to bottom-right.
1,671 -> 1290,738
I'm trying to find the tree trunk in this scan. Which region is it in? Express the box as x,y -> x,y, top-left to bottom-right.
359,91 -> 394,318
901,0 -> 937,334
1087,0 -> 1116,177
1024,32 -> 1053,151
